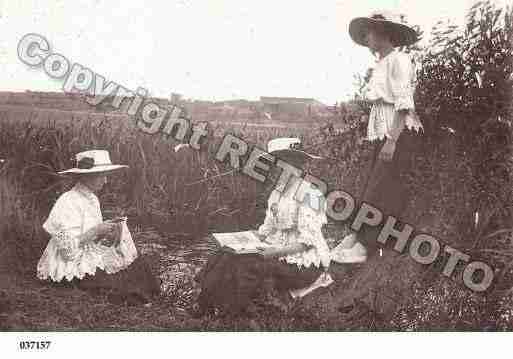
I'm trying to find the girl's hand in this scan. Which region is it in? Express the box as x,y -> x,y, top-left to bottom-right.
256,232 -> 271,244
256,243 -> 310,258
93,222 -> 120,247
256,246 -> 281,259
79,222 -> 119,249
97,236 -> 116,247
379,138 -> 396,161
95,222 -> 118,238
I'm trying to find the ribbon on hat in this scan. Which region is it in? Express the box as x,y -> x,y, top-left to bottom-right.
371,14 -> 386,20
77,157 -> 95,169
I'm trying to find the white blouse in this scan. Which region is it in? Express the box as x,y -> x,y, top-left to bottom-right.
37,183 -> 138,282
363,49 -> 423,141
257,177 -> 331,269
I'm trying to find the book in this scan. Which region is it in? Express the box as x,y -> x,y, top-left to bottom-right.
212,230 -> 270,255
108,216 -> 128,223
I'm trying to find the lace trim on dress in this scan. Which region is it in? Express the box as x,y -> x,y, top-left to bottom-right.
367,103 -> 424,141
282,200 -> 331,269
37,184 -> 138,282
257,180 -> 331,269
54,230 -> 78,262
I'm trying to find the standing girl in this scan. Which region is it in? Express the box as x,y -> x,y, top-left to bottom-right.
334,10 -> 423,315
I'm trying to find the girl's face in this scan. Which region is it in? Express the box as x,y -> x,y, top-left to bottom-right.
365,29 -> 380,53
364,26 -> 391,54
267,154 -> 308,189
81,174 -> 107,193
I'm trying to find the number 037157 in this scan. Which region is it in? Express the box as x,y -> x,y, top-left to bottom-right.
19,341 -> 51,350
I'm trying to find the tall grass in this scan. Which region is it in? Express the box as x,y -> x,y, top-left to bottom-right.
0,107 -> 326,269
0,169 -> 44,274
1,104 -> 511,329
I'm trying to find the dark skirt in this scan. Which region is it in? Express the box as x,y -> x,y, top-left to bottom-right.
339,130 -> 422,315
195,251 -> 323,315
355,129 -> 419,254
51,257 -> 161,305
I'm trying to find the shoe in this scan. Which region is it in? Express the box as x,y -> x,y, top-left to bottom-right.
331,241 -> 367,264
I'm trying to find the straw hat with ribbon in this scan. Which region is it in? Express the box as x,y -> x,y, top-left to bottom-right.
185,138 -> 323,187
267,138 -> 323,162
349,10 -> 419,48
58,150 -> 128,175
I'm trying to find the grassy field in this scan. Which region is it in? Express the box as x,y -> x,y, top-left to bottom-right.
0,91 -> 511,331
0,105 -> 357,330
2,1 -> 511,331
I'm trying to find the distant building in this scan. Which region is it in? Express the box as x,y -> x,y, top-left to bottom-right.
0,91 -> 91,111
259,96 -> 326,117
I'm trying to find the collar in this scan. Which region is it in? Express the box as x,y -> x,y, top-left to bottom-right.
73,182 -> 99,202
377,48 -> 397,63
272,175 -> 303,199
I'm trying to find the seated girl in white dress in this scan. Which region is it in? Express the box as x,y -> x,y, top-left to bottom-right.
37,150 -> 160,304
195,138 -> 333,316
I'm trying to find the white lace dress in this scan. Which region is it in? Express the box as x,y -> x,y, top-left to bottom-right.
257,178 -> 331,269
257,177 -> 333,297
363,49 -> 423,141
37,183 -> 138,282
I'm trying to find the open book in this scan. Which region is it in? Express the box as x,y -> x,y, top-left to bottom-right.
212,230 -> 270,254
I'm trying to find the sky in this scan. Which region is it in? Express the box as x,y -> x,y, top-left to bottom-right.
0,0 -> 510,104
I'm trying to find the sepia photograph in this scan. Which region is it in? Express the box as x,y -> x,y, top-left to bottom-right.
0,0 -> 512,354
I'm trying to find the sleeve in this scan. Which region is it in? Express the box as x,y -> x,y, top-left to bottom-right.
362,82 -> 375,102
257,195 -> 277,237
257,209 -> 276,237
296,192 -> 331,268
42,194 -> 85,262
390,53 -> 415,111
362,73 -> 381,103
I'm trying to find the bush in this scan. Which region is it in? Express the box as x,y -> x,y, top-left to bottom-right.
319,0 -> 513,329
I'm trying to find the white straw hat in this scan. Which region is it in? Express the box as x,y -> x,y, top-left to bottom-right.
58,150 -> 128,175
267,138 -> 323,161
349,10 -> 419,48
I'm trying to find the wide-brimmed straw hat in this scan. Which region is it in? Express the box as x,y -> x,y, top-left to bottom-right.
58,150 -> 128,175
349,10 -> 419,48
267,138 -> 322,161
